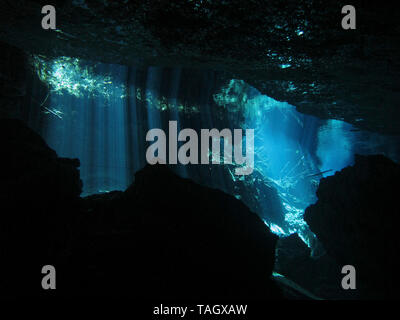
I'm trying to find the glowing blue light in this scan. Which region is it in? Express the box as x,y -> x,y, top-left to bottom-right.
316,120 -> 354,177
265,221 -> 289,236
32,55 -> 387,252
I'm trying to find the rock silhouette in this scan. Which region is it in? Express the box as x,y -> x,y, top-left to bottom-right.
0,119 -> 280,299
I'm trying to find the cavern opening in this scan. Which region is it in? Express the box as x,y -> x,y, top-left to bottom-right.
1,0 -> 400,302
26,56 -> 400,244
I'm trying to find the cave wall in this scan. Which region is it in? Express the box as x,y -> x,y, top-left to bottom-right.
0,43 -> 28,119
304,154 -> 400,299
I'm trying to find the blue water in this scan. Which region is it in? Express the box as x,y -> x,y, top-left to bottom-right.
29,57 -> 400,246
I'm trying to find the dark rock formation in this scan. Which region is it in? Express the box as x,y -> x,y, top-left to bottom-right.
0,119 -> 281,299
274,233 -> 360,299
0,118 -> 82,298
68,164 -> 280,299
0,43 -> 28,118
1,1 -> 399,134
191,164 -> 287,231
304,154 -> 400,299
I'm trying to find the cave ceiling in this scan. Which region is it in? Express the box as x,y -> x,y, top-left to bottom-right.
0,0 -> 399,134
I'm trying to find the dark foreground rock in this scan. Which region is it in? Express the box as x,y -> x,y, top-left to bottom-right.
0,118 -> 82,298
0,119 -> 280,299
274,233 -> 361,299
304,154 -> 400,299
67,164 -> 280,299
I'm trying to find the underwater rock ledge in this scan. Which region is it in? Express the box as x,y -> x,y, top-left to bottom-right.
72,164 -> 280,299
304,154 -> 400,299
0,119 -> 281,299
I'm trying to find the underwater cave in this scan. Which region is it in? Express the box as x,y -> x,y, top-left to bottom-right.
1,0 -> 400,303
